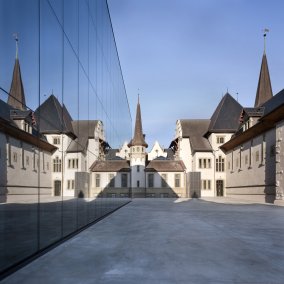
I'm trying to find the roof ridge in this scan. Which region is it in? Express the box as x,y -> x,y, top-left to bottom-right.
210,94 -> 227,129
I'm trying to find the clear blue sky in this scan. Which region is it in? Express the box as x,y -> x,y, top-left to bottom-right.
108,0 -> 284,149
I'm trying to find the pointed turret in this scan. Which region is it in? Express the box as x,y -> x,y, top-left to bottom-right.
7,36 -> 26,110
254,34 -> 273,107
128,97 -> 148,148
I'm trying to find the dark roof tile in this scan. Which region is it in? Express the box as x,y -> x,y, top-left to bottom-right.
66,120 -> 98,153
145,160 -> 186,172
207,93 -> 243,133
180,119 -> 212,152
90,160 -> 130,172
35,95 -> 75,138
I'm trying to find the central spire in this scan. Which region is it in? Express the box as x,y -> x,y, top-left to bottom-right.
128,96 -> 148,148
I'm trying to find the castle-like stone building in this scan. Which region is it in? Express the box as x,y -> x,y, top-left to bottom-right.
1,40 -> 284,204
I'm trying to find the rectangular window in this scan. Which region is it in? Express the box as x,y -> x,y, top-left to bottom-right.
53,136 -> 60,145
13,152 -> 17,163
217,136 -> 225,144
26,156 -> 30,166
95,174 -> 100,187
255,150 -> 259,162
216,156 -> 225,172
245,155 -> 248,165
137,165 -> 140,172
21,143 -> 25,168
249,140 -> 253,167
33,149 -> 36,170
175,174 -> 181,188
198,158 -> 211,169
68,158 -> 79,169
148,174 -> 154,188
109,174 -> 115,188
261,135 -> 266,164
53,157 -> 62,172
67,180 -> 75,190
42,152 -> 45,172
201,180 -> 211,190
67,179 -> 75,189
7,138 -> 11,166
239,147 -> 242,170
137,180 -> 140,188
161,174 -> 167,187
121,173 -> 127,188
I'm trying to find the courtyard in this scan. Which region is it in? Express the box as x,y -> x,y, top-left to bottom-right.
2,198 -> 284,284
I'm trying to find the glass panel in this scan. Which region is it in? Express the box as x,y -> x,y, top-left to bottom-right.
0,0 -> 131,275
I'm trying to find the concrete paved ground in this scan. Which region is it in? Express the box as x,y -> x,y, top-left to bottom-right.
2,198 -> 284,284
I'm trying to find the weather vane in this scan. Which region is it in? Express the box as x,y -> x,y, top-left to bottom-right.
13,33 -> 19,59
263,28 -> 269,54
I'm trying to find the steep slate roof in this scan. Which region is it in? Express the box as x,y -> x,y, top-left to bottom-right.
254,53 -> 273,107
0,99 -> 16,125
221,89 -> 284,153
34,95 -> 75,138
180,119 -> 212,152
262,88 -> 284,117
66,120 -> 98,153
105,149 -> 121,160
243,107 -> 264,117
207,93 -> 243,134
164,148 -> 175,160
7,59 -> 26,110
128,99 -> 148,148
90,160 -> 130,172
145,160 -> 186,172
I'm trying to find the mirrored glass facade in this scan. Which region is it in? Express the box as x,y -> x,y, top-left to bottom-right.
0,0 -> 132,275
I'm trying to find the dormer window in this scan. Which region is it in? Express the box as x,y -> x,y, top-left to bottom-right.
216,136 -> 225,144
23,121 -> 30,133
53,136 -> 60,145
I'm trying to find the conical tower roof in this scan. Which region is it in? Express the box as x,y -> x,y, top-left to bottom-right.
7,58 -> 26,110
254,53 -> 273,107
128,98 -> 148,148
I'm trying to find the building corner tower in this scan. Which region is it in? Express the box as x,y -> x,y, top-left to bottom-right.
128,96 -> 148,197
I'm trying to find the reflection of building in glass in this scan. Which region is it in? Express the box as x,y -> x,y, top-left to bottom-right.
0,0 -> 132,276
35,95 -> 108,197
0,55 -> 56,203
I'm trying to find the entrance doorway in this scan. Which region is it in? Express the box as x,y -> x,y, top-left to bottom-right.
216,180 -> 224,196
54,180 -> 61,196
